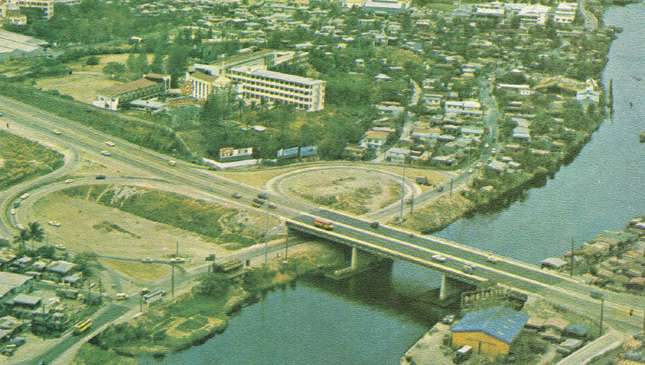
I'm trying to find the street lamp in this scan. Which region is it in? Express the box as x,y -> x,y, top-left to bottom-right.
590,290 -> 605,337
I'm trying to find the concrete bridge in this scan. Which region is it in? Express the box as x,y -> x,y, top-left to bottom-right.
286,209 -> 645,330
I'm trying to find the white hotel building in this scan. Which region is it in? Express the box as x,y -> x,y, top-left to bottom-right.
228,67 -> 325,112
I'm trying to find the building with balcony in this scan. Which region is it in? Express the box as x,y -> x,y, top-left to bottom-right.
228,66 -> 325,112
554,2 -> 577,24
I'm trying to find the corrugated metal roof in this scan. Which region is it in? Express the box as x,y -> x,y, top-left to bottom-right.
451,307 -> 528,344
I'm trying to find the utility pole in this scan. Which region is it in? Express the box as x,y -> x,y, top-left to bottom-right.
264,195 -> 270,267
409,192 -> 414,215
399,161 -> 406,223
590,291 -> 605,337
171,240 -> 178,298
284,227 -> 289,261
450,178 -> 454,196
570,238 -> 575,277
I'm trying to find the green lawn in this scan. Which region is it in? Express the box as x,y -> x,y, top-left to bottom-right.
0,130 -> 64,190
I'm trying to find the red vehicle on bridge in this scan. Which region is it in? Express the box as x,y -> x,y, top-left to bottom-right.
313,218 -> 334,231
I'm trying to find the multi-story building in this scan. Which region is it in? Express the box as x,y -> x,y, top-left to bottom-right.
517,4 -> 550,27
554,2 -> 577,24
9,0 -> 53,19
228,66 -> 325,112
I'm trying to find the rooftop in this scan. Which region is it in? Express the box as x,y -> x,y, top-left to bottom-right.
97,78 -> 158,98
231,66 -> 323,86
452,306 -> 528,344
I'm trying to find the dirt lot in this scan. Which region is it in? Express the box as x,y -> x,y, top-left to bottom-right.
29,193 -> 231,269
99,258 -> 171,283
281,168 -> 403,215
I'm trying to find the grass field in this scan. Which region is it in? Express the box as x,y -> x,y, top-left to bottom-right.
61,185 -> 278,250
399,194 -> 475,233
36,73 -> 122,104
0,130 -> 64,190
99,258 -> 170,283
73,343 -> 137,365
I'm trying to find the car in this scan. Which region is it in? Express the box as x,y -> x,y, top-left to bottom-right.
100,150 -> 111,157
486,255 -> 498,264
467,168 -> 474,174
370,221 -> 380,229
16,224 -> 25,230
20,193 -> 29,200
12,201 -> 20,208
53,129 -> 62,135
432,254 -> 447,262
54,244 -> 66,250
232,192 -> 242,199
105,141 -> 115,147
169,257 -> 186,264
268,203 -> 277,209
115,293 -> 128,300
491,148 -> 497,154
96,175 -> 106,180
141,257 -> 154,263
441,314 -> 455,324
462,265 -> 474,274
10,209 -> 16,215
48,221 -> 61,227
257,192 -> 269,200
65,179 -> 74,184
168,160 -> 176,166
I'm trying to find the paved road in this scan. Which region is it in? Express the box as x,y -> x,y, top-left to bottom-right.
556,329 -> 625,365
0,94 -> 643,364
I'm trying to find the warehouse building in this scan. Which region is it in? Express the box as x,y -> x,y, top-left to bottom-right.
93,74 -> 171,111
451,306 -> 528,359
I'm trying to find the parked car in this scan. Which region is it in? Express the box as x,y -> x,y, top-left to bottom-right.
96,175 -> 106,180
168,160 -> 176,166
487,255 -> 498,264
64,179 -> 74,184
100,150 -> 111,157
53,129 -> 62,135
462,265 -> 474,274
370,221 -> 380,229
441,314 -> 455,324
105,141 -> 115,147
232,192 -> 242,199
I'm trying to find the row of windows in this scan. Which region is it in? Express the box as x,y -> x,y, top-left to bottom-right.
242,85 -> 314,103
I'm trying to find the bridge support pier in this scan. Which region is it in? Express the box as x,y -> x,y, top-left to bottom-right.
351,246 -> 359,270
439,274 -> 468,302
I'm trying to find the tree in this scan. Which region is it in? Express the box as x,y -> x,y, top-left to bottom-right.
86,56 -> 100,65
166,46 -> 189,87
27,222 -> 45,251
102,62 -> 127,79
13,229 -> 30,251
197,273 -> 230,296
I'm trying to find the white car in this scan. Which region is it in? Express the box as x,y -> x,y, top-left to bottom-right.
105,141 -> 116,147
20,193 -> 29,200
53,129 -> 62,135
48,221 -> 61,227
101,150 -> 112,157
141,257 -> 154,263
65,179 -> 74,184
487,255 -> 498,264
432,254 -> 447,263
54,244 -> 66,250
10,209 -> 16,215
168,160 -> 176,166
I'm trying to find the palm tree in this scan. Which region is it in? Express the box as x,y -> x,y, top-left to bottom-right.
13,229 -> 31,252
27,222 -> 45,251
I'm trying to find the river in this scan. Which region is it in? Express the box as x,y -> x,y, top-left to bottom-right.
142,4 -> 645,364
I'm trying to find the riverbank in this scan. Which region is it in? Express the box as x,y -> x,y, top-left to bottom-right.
399,24 -> 616,234
552,216 -> 644,295
73,242 -> 346,363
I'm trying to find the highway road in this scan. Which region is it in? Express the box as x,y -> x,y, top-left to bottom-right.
0,94 -> 643,364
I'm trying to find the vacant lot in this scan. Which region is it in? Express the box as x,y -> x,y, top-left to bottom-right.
0,130 -> 63,190
30,192 -> 226,263
399,194 -> 475,233
99,258 -> 170,283
62,185 -> 279,250
282,168 -> 403,215
37,73 -> 122,104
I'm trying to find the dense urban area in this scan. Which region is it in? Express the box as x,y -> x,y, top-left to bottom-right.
0,0 -> 643,364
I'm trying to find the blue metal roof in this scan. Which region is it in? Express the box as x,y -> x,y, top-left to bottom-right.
451,307 -> 528,344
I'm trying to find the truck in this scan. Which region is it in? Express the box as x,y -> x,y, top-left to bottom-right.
313,218 -> 334,231
73,319 -> 92,335
454,345 -> 472,363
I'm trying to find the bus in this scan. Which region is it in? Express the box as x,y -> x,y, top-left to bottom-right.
73,319 -> 92,335
313,218 -> 334,231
